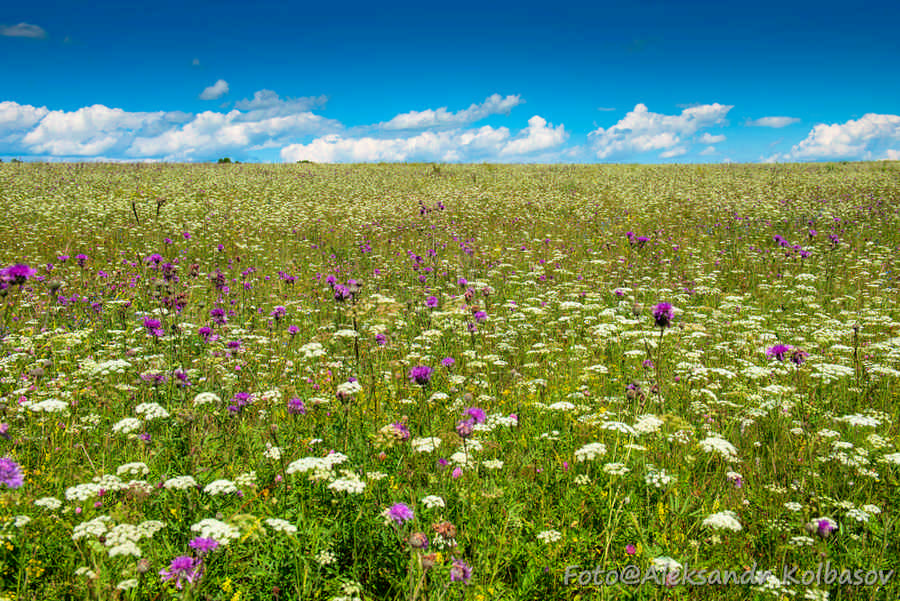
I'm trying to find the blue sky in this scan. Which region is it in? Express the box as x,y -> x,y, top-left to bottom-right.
2,0 -> 899,163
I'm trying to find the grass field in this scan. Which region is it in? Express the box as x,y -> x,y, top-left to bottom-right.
0,161 -> 899,600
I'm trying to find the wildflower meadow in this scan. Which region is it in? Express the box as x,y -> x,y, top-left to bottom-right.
0,160 -> 899,600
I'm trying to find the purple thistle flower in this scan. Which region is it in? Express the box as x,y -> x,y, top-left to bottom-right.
0,264 -> 36,286
457,277 -> 468,287
287,397 -> 307,415
409,365 -> 434,386
75,254 -> 88,267
426,295 -> 438,308
159,555 -> 203,589
333,284 -> 352,302
0,457 -> 24,489
652,302 -> 674,328
287,324 -> 300,336
375,332 -> 387,346
189,537 -> 219,554
392,422 -> 411,440
791,349 -> 809,365
473,310 -> 487,323
455,418 -> 475,439
817,519 -> 837,538
464,407 -> 486,424
0,424 -> 9,440
142,317 -> 165,337
766,344 -> 793,362
450,559 -> 473,584
384,502 -> 414,525
270,306 -> 287,320
441,357 -> 455,368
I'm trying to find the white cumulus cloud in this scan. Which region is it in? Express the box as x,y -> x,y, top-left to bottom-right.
199,80 -> 229,100
699,133 -> 726,144
788,113 -> 900,160
378,94 -> 523,131
281,113 -> 567,164
281,126 -> 512,163
233,90 -> 328,120
129,110 -> 339,159
1,23 -> 47,38
747,116 -> 800,128
499,115 -> 567,156
21,105 -> 179,156
0,101 -> 49,134
588,103 -> 732,159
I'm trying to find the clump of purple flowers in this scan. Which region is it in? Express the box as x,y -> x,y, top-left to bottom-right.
652,302 -> 674,328
0,458 -> 24,489
766,344 -> 793,362
409,365 -> 434,386
450,559 -> 473,584
287,397 -> 307,415
383,502 -> 414,526
227,392 -> 253,414
188,537 -> 219,554
0,264 -> 36,287
159,555 -> 203,590
142,317 -> 165,337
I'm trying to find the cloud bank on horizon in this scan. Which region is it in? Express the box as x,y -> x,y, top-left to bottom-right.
2,91 -> 898,164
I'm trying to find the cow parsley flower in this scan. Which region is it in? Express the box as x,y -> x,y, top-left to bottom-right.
702,510 -> 742,531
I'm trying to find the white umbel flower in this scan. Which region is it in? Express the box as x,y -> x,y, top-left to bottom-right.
702,510 -> 742,531
574,442 -> 607,462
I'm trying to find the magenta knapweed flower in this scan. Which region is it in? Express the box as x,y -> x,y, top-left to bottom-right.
384,502 -> 414,525
189,537 -> 219,553
375,332 -> 387,346
287,324 -> 300,336
766,344 -> 793,362
625,544 -> 636,555
159,555 -> 203,589
464,407 -> 486,424
450,559 -> 473,584
0,424 -> 9,440
271,306 -> 286,319
0,264 -> 36,286
817,518 -> 837,537
288,397 -> 307,415
142,317 -> 164,337
473,310 -> 487,323
391,422 -> 410,440
409,365 -> 434,386
0,458 -> 24,489
441,357 -> 455,368
426,296 -> 438,308
455,418 -> 475,439
652,302 -> 674,328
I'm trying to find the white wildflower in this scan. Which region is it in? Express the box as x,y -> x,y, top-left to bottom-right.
265,518 -> 298,534
574,442 -> 607,462
192,392 -> 221,407
116,462 -> 149,477
421,495 -> 446,509
111,417 -> 142,435
702,510 -> 742,531
536,529 -> 562,543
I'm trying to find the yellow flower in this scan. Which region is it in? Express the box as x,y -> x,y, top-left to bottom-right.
221,578 -> 233,593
